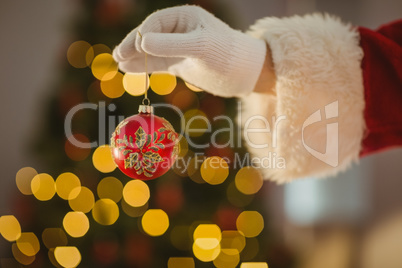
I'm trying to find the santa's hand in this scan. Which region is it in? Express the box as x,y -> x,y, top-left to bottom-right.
113,5 -> 267,98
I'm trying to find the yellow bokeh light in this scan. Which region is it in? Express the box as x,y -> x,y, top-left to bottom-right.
121,199 -> 148,218
12,243 -> 35,266
221,231 -> 246,253
68,186 -> 95,213
123,180 -> 150,207
193,242 -> 220,262
63,212 -> 90,238
194,224 -> 221,251
194,224 -> 222,242
184,81 -> 203,92
168,257 -> 195,268
86,44 -> 111,66
97,176 -> 123,202
123,72 -> 149,96
0,215 -> 21,241
16,232 -> 40,257
141,209 -> 169,237
15,167 -> 38,195
92,145 -> 116,173
42,228 -> 68,249
54,246 -> 81,268
213,249 -> 240,268
236,211 -> 264,238
235,167 -> 264,195
195,238 -> 220,250
100,72 -> 125,98
92,199 -> 119,225
67,40 -> 92,68
150,72 -> 177,95
31,173 -> 56,201
240,263 -> 268,268
56,172 -> 81,200
91,53 -> 118,81
184,109 -> 209,137
48,248 -> 64,268
200,157 -> 229,185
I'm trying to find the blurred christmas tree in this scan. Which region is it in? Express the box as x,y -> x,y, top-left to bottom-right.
1,0 -> 295,267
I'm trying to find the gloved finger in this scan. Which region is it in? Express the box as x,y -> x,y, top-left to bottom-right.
141,31 -> 204,58
113,27 -> 140,62
117,55 -> 182,73
135,5 -> 202,52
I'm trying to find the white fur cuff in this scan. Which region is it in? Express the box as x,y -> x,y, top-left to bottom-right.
240,14 -> 365,183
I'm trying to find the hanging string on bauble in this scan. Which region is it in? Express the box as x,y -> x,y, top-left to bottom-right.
110,31 -> 179,180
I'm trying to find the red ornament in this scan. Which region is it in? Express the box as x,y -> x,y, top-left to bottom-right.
110,105 -> 179,180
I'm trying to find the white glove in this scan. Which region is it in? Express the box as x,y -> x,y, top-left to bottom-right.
113,5 -> 267,98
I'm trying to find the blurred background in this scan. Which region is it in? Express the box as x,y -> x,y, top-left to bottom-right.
1,0 -> 402,267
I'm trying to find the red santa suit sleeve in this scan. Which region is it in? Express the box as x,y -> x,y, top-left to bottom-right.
359,20 -> 402,156
239,15 -> 402,183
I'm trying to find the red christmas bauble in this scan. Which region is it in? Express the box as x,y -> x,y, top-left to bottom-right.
110,106 -> 179,180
